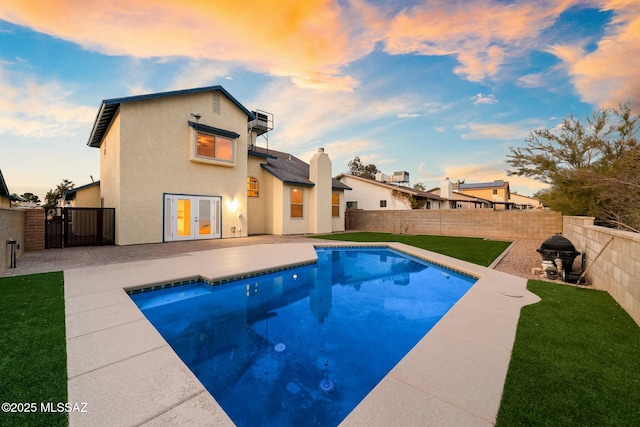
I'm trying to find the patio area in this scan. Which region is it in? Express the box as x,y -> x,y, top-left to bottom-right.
2,236 -> 540,426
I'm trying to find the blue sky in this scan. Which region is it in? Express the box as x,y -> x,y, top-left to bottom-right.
1,0 -> 639,200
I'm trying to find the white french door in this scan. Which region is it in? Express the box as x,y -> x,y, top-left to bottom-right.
164,194 -> 221,241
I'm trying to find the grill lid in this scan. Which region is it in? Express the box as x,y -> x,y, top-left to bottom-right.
537,234 -> 578,254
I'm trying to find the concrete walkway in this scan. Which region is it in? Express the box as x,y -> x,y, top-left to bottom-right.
2,236 -> 539,426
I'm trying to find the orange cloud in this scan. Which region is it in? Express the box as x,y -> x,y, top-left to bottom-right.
550,0 -> 640,109
0,0 -> 369,92
383,0 -> 577,81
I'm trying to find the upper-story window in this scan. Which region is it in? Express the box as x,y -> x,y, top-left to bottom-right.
196,132 -> 233,162
189,121 -> 238,166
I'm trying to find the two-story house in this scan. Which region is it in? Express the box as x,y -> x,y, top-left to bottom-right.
86,86 -> 349,245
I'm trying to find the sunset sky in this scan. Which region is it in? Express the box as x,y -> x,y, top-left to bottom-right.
1,0 -> 639,199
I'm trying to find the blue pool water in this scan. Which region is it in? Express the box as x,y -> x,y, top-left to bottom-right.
130,248 -> 476,426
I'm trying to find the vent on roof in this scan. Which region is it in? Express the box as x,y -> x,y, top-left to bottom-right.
212,93 -> 221,115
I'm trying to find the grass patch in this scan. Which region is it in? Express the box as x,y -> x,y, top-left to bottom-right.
312,232 -> 511,266
497,280 -> 640,426
0,272 -> 67,427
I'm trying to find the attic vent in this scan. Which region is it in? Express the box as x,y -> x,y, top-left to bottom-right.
212,93 -> 221,115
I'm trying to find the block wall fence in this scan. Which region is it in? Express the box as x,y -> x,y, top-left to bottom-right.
563,216 -> 640,326
345,209 -> 563,240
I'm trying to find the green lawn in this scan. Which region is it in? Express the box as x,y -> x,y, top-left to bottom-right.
312,232 -> 511,266
0,272 -> 67,427
497,280 -> 640,426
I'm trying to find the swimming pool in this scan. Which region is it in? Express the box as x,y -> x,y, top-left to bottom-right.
130,247 -> 476,426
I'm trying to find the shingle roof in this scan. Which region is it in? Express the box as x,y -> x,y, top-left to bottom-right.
250,147 -> 350,190
87,85 -> 255,148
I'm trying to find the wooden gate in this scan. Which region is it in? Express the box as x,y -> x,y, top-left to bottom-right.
45,208 -> 115,248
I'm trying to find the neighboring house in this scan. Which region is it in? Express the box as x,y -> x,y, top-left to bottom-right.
86,85 -> 348,245
0,169 -> 18,208
248,147 -> 350,235
509,192 -> 544,209
337,174 -> 447,210
454,180 -> 514,209
428,178 -> 493,209
61,181 -> 101,207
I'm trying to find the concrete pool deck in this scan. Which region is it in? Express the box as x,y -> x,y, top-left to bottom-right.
51,239 -> 541,426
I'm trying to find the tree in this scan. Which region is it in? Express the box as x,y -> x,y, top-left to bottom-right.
506,102 -> 640,231
18,192 -> 41,203
413,182 -> 427,191
44,179 -> 75,210
347,156 -> 380,179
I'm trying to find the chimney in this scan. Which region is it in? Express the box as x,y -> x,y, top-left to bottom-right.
309,148 -> 332,234
441,177 -> 452,199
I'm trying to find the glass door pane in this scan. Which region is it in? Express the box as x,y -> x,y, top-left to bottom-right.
198,200 -> 211,236
177,199 -> 191,236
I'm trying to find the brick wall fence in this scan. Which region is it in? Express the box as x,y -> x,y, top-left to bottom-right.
563,216 -> 640,326
24,209 -> 45,251
0,208 -> 25,274
345,209 -> 563,240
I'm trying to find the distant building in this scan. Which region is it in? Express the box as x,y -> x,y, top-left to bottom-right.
61,181 -> 101,208
509,192 -> 544,209
453,180 -> 515,210
428,178 -> 493,209
337,174 -> 447,210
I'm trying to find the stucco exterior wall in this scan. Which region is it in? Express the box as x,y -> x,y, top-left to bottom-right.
247,155 -> 266,235
340,176 -> 411,210
72,185 -> 101,207
99,91 -> 250,244
266,176 -> 282,235
0,208 -> 24,273
100,112 -> 122,242
563,216 -> 640,326
346,209 -> 562,239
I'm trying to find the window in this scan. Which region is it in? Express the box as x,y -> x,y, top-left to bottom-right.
291,188 -> 303,218
189,121 -> 239,166
492,189 -> 498,195
346,201 -> 358,209
380,200 -> 387,208
247,177 -> 259,197
196,132 -> 233,162
332,193 -> 340,217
